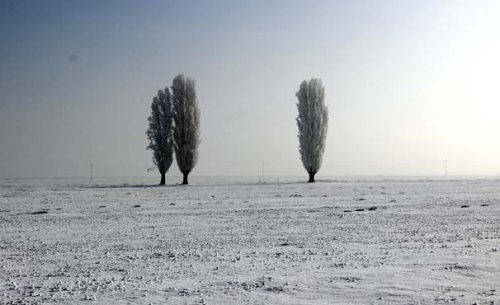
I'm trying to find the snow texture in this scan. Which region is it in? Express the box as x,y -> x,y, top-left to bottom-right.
0,177 -> 499,305
296,79 -> 328,182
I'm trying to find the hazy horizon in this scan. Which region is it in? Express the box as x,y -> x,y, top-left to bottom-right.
1,0 -> 500,179
2,173 -> 499,182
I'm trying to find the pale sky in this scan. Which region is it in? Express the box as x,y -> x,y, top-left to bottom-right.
1,0 -> 500,179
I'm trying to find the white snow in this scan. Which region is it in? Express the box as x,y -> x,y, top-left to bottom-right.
1,177 -> 499,304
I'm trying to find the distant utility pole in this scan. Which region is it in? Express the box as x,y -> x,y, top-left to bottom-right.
90,163 -> 93,181
261,162 -> 264,178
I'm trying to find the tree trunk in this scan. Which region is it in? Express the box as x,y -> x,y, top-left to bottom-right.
308,171 -> 315,183
160,173 -> 166,185
182,172 -> 189,185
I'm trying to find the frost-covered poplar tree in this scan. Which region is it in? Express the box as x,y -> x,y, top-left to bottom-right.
171,74 -> 200,185
146,88 -> 174,185
296,78 -> 328,183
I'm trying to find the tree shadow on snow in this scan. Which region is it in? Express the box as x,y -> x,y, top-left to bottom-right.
81,179 -> 343,189
82,183 -> 177,189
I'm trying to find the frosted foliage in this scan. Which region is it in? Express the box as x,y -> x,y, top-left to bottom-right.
146,88 -> 174,176
171,75 -> 201,177
296,79 -> 328,177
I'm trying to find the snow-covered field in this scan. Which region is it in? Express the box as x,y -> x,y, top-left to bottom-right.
1,176 -> 499,305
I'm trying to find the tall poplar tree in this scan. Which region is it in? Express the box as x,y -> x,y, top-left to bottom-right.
171,74 -> 200,185
146,88 -> 174,185
296,78 -> 328,183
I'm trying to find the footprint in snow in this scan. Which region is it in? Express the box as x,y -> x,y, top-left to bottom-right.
31,210 -> 49,215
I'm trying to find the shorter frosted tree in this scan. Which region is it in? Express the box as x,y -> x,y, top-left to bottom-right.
296,78 -> 328,183
146,88 -> 174,185
171,74 -> 200,185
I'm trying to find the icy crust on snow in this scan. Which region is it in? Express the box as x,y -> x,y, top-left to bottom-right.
0,177 -> 499,304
